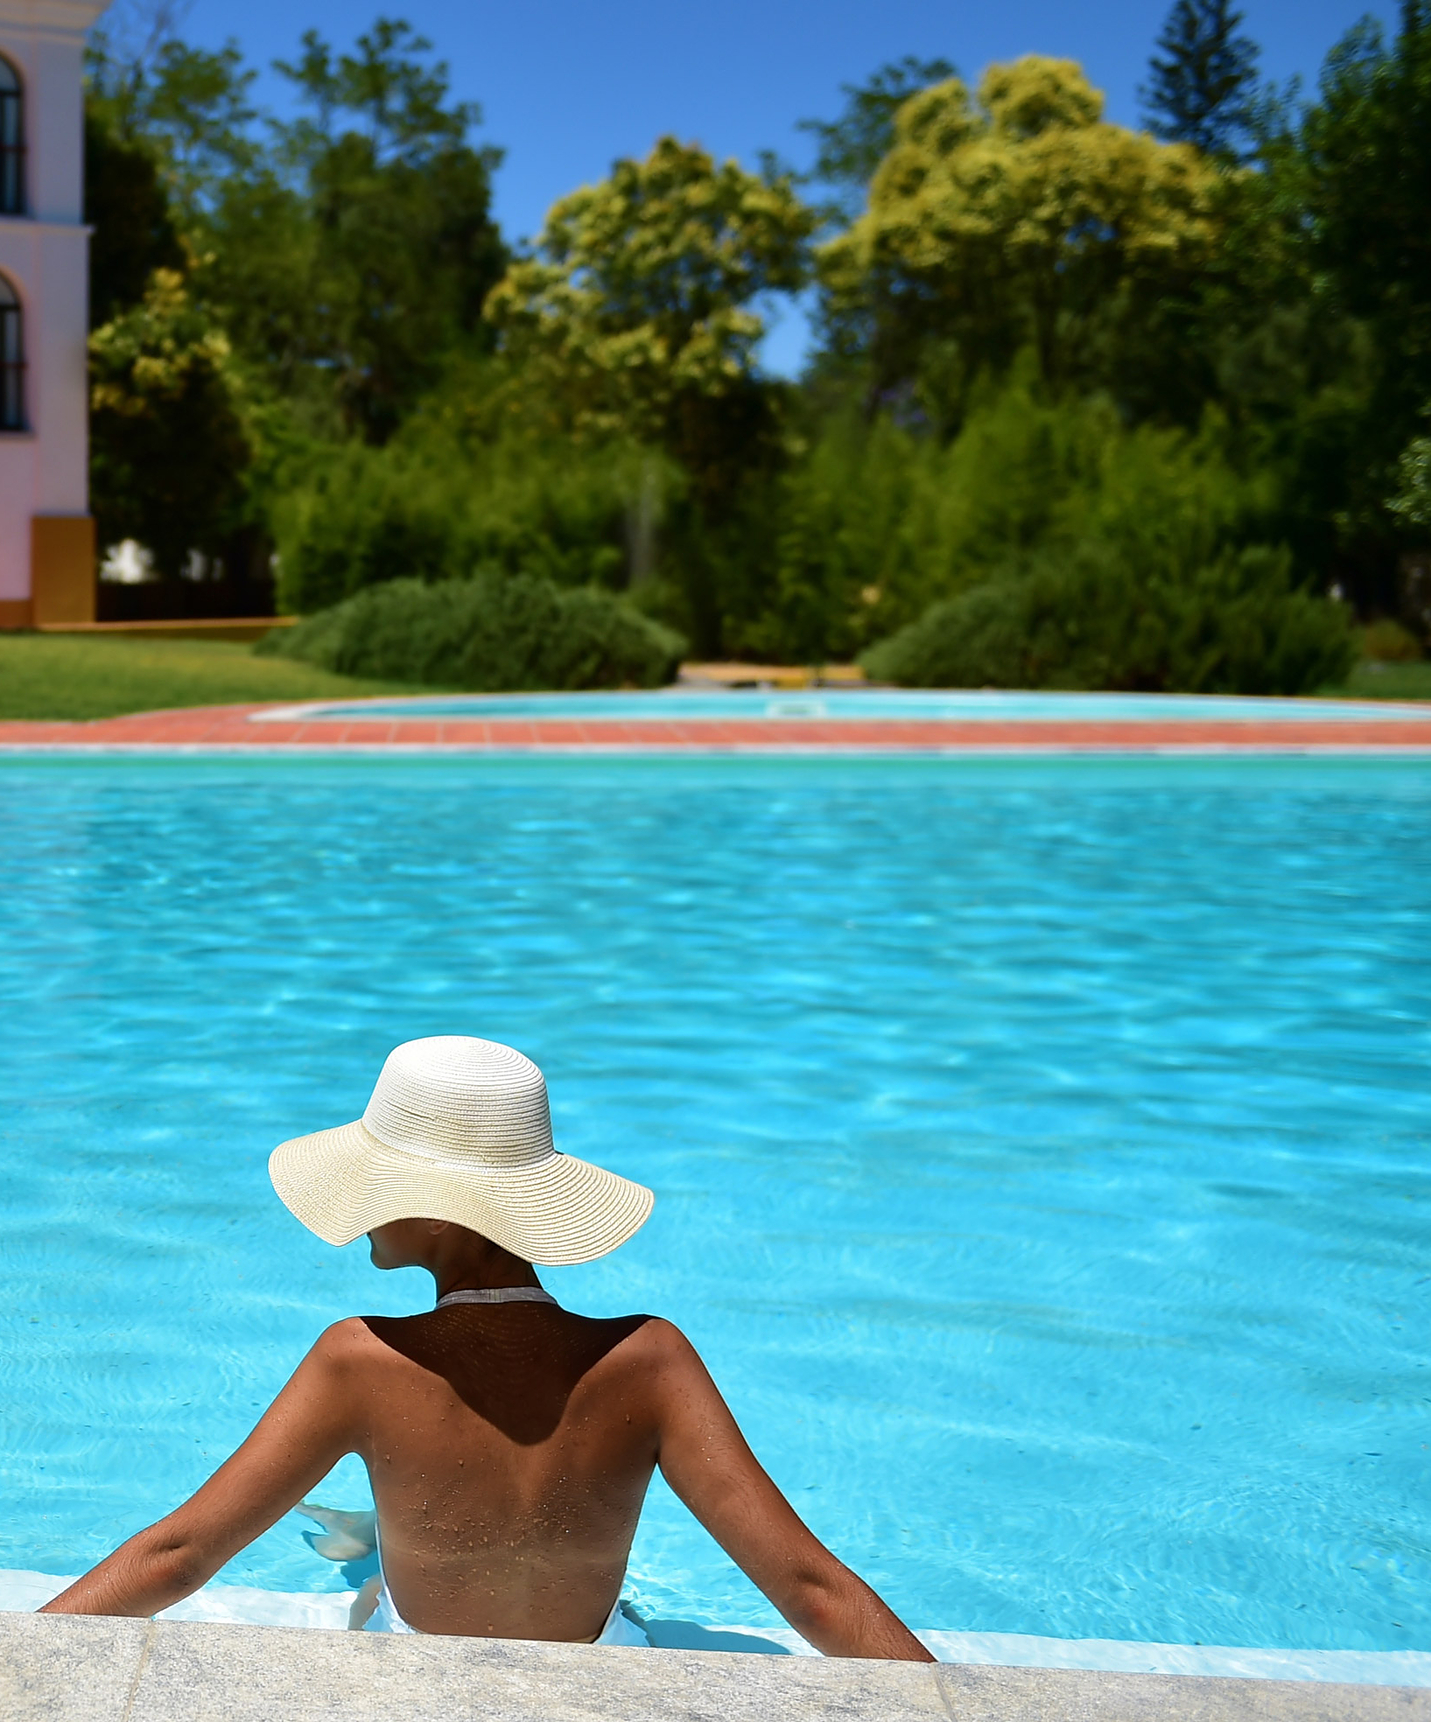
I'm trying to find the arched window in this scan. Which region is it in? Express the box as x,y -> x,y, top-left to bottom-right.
0,56 -> 22,216
0,275 -> 23,429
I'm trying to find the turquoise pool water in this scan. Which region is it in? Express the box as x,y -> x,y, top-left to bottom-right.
0,755 -> 1428,1652
267,688 -> 1431,724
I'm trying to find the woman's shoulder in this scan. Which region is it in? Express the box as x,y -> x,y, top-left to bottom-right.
311,1314 -> 403,1364
592,1313 -> 705,1375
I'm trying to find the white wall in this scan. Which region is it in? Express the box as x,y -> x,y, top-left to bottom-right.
0,1 -> 108,603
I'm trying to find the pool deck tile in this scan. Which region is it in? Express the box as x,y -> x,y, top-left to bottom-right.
3,1615 -> 949,1722
5,1615 -> 1431,1722
0,1614 -> 149,1722
3,702 -> 1431,753
939,1663 -> 1431,1721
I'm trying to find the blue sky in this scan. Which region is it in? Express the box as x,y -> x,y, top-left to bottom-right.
128,0 -> 1395,372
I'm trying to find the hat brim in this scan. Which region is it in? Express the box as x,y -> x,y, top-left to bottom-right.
269,1120 -> 654,1266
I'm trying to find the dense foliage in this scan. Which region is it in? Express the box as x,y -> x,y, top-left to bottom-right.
261,572 -> 685,690
266,408 -> 660,613
862,546 -> 1353,694
88,268 -> 255,576
84,2 -> 1431,688
821,59 -> 1222,403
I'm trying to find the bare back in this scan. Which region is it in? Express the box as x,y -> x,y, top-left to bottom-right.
353,1303 -> 658,1639
42,1293 -> 931,1659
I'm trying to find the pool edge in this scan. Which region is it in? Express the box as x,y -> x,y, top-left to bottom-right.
4,1613 -> 1429,1722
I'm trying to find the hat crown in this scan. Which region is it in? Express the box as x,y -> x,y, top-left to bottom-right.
362,1036 -> 554,1168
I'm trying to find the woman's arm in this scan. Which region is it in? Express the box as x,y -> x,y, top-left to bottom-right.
647,1321 -> 934,1662
42,1321 -> 366,1618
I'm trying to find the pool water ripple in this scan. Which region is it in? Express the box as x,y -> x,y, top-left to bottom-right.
0,755 -> 1427,1652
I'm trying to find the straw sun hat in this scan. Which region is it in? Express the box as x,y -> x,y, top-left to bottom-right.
269,1037 -> 653,1266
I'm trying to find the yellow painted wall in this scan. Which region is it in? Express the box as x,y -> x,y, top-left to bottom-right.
30,514 -> 94,626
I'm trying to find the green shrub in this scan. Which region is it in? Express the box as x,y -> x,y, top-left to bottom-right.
259,572 -> 686,690
743,370 -> 1272,664
268,422 -> 671,615
1360,617 -> 1423,661
861,543 -> 1355,695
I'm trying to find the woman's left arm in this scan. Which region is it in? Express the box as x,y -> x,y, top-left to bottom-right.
42,1320 -> 368,1618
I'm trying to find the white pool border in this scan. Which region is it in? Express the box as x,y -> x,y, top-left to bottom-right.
3,1570 -> 1427,1687
245,690 -> 1431,725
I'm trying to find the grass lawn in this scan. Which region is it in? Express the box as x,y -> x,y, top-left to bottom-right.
1,630 -> 1429,721
0,633 -> 426,721
1329,659 -> 1431,702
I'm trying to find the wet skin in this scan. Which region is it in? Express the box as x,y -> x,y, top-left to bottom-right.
42,1220 -> 931,1660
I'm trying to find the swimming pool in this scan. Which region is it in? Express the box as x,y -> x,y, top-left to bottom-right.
257,687 -> 1431,724
0,754 -> 1427,1659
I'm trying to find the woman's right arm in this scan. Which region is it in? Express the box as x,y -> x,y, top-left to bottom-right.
42,1321 -> 365,1619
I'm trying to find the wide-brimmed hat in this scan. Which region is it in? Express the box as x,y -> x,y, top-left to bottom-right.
269,1036 -> 653,1265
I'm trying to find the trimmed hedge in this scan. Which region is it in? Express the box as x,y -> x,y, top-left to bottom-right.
861,544 -> 1355,696
260,572 -> 685,691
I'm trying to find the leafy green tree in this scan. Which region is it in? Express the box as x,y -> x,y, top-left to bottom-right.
797,55 -> 956,222
83,21 -> 247,323
211,19 -> 508,443
87,17 -> 507,444
486,138 -> 812,451
1141,0 -> 1261,158
1389,413 -> 1431,529
86,28 -> 259,217
273,19 -> 474,165
748,368 -> 1280,662
822,58 -> 1223,409
1290,1 -> 1431,606
267,403 -> 655,613
485,138 -> 814,651
83,107 -> 185,326
1302,5 -> 1431,396
89,269 -> 255,576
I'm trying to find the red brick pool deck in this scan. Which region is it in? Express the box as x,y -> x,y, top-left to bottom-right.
4,701 -> 1431,752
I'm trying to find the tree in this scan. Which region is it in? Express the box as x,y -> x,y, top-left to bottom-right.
485,139 -> 814,652
1389,412 -> 1431,530
211,19 -> 508,442
821,58 -> 1222,409
89,269 -> 255,577
485,138 -> 813,459
86,28 -> 259,217
87,16 -> 507,444
84,107 -> 185,327
1302,5 -> 1431,371
273,19 -> 475,168
83,19 -> 248,324
797,55 -> 956,222
1292,2 -> 1431,607
1141,0 -> 1261,158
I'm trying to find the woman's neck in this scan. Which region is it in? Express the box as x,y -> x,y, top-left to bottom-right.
430,1239 -> 542,1302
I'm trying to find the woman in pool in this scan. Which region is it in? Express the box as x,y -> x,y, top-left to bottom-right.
41,1036 -> 931,1658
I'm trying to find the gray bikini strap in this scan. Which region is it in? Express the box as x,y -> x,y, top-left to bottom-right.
435,1286 -> 558,1309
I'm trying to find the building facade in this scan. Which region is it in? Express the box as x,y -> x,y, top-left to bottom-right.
0,0 -> 104,629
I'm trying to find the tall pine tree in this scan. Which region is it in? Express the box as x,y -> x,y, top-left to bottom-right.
1141,0 -> 1260,156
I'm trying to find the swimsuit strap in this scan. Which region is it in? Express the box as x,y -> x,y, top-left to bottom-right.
435,1286 -> 558,1309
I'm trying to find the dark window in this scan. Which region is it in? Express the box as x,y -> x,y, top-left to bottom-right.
0,275 -> 23,429
0,57 -> 22,216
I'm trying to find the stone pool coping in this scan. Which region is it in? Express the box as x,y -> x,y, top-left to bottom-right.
6,1614 -> 1430,1722
5,699 -> 1431,753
